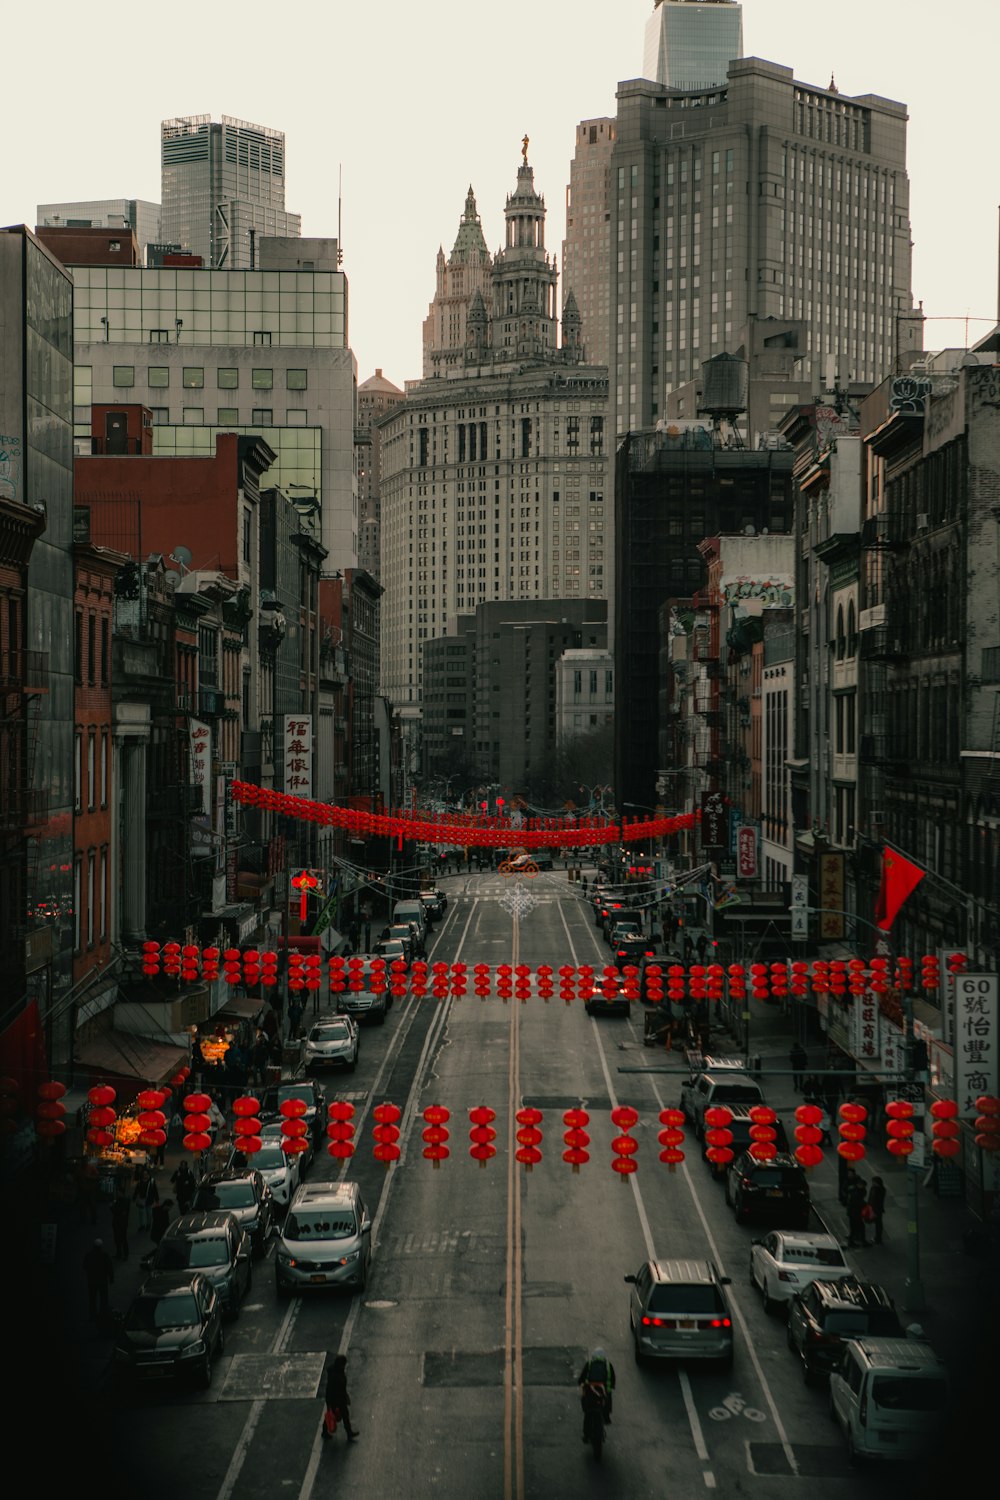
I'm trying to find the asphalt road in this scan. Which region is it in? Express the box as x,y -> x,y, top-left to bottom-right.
34,871 -> 986,1500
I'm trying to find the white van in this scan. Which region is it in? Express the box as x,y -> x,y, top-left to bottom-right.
828,1336 -> 949,1464
392,899 -> 428,950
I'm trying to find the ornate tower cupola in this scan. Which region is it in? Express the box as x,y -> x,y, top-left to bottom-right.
422,185 -> 492,378
490,136 -> 558,361
561,288 -> 583,362
465,287 -> 488,359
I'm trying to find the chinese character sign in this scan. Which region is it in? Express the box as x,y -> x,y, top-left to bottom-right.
283,715 -> 313,798
954,975 -> 998,1113
852,988 -> 881,1062
735,824 -> 757,879
818,853 -> 844,940
189,719 -> 211,815
700,791 -> 727,851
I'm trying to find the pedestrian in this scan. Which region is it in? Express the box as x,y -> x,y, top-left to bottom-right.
815,1102 -> 833,1147
838,1158 -> 856,1207
111,1188 -> 130,1261
321,1353 -> 359,1442
207,1093 -> 226,1141
133,1166 -> 159,1231
261,1007 -> 279,1047
83,1238 -> 114,1321
76,1157 -> 100,1224
789,1042 -> 808,1091
150,1197 -> 173,1247
287,994 -> 304,1040
867,1175 -> 887,1245
171,1159 -> 197,1215
846,1174 -> 869,1248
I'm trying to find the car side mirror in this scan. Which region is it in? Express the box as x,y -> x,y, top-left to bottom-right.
719,1276 -> 732,1285
623,1274 -> 636,1284
361,1217 -> 372,1234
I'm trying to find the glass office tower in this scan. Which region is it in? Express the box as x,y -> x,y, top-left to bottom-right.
643,0 -> 743,90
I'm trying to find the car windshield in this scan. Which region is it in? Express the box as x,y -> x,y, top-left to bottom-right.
780,1243 -> 844,1266
197,1183 -> 255,1209
648,1286 -> 724,1315
126,1293 -> 199,1331
278,1087 -> 313,1109
826,1310 -> 900,1336
154,1238 -> 229,1270
285,1214 -> 356,1239
872,1376 -> 947,1411
309,1024 -> 350,1041
254,1146 -> 287,1171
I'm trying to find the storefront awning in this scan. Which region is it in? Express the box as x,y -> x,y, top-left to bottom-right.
75,1033 -> 188,1088
211,993 -> 263,1023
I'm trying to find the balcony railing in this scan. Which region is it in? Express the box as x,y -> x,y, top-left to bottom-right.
0,650 -> 49,692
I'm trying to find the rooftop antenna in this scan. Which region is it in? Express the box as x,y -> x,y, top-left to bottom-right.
337,165 -> 343,266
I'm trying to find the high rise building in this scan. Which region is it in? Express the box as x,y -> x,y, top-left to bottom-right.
610,57 -> 916,440
36,198 -> 161,260
356,369 -> 404,579
377,152 -> 610,717
643,1 -> 743,90
422,188 -> 493,379
160,115 -> 301,270
561,118 -> 616,369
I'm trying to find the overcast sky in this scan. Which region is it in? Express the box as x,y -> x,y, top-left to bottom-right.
6,1 -> 997,387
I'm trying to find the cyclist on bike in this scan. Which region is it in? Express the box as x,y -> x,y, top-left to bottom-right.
577,1347 -> 616,1440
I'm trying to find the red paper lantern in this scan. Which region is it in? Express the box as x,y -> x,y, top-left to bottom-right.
838,1122 -> 866,1143
837,1140 -> 866,1163
795,1104 -> 823,1127
233,1096 -> 261,1117
241,1136 -> 263,1155
929,1098 -> 959,1120
795,1143 -> 823,1170
88,1085 -> 116,1108
235,1117 -> 262,1138
88,1105 -> 116,1128
282,1137 -> 310,1156
183,1112 -> 211,1134
610,1105 -> 639,1131
87,1127 -> 114,1148
838,1102 -> 868,1125
885,1099 -> 914,1120
932,1137 -> 961,1159
749,1141 -> 778,1161
976,1095 -> 1000,1117
279,1097 -> 308,1118
931,1119 -> 960,1141
794,1125 -> 822,1147
38,1081 -> 67,1102
137,1110 -> 166,1130
138,1128 -> 166,1149
704,1106 -> 733,1130
183,1092 -> 211,1114
281,1118 -> 309,1139
183,1131 -> 212,1153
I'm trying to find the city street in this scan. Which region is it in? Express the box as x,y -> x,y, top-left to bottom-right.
23,871 -> 998,1499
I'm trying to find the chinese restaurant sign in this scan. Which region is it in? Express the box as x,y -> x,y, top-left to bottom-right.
283,716 -> 313,798
189,719 -> 211,815
954,974 -> 998,1113
819,853 -> 844,940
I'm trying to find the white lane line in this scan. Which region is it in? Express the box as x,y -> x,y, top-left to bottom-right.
678,1370 -> 711,1461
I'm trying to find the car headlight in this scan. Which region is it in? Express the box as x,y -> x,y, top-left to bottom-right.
178,1340 -> 206,1359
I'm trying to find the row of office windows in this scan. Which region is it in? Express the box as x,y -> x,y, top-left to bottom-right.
112,366 -> 307,390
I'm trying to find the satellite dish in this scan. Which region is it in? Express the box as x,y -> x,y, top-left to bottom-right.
171,544 -> 192,571
164,569 -> 181,588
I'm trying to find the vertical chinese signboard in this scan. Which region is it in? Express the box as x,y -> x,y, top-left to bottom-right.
954,974 -> 998,1114
189,720 -> 211,815
700,791 -> 727,851
852,986 -> 881,1063
818,853 -> 844,940
283,716 -> 313,798
735,824 -> 758,879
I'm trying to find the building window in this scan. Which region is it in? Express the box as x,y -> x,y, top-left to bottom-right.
112,366 -> 134,387
243,507 -> 252,564
218,407 -> 238,425
150,407 -> 169,425
101,730 -> 108,808
183,407 -> 203,424
251,409 -> 272,426
87,731 -> 96,810
100,615 -> 109,686
74,731 -> 82,813
100,848 -> 108,940
182,367 -> 204,388
287,409 -> 307,425
286,369 -> 308,390
253,331 -> 272,346
148,367 -> 169,388
149,329 -> 170,343
87,852 -> 95,948
218,368 -> 238,389
252,368 -> 273,388
73,856 -> 82,952
87,610 -> 96,684
74,611 -> 83,684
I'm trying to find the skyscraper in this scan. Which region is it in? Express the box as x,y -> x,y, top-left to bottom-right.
561,118 -> 616,369
643,1 -> 743,90
610,58 -> 915,438
160,115 -> 301,270
378,152 -> 609,712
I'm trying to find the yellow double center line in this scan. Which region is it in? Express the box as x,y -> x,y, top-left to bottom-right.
503,917 -> 525,1500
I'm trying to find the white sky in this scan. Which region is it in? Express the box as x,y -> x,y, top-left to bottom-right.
6,0 -> 998,387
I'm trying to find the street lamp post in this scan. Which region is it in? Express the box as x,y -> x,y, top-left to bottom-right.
807,904 -> 926,1311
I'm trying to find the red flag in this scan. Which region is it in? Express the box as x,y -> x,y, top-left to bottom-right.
874,848 -> 925,931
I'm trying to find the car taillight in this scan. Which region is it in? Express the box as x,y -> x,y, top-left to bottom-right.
709,1318 -> 732,1329
741,1176 -> 755,1189
641,1315 -> 662,1327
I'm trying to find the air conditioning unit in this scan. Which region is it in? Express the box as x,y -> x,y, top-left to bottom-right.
916,512 -> 929,531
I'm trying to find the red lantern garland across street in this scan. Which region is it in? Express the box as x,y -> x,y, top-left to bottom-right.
515,1107 -> 543,1172
658,1107 -> 686,1171
610,1104 -> 639,1180
422,1104 -> 450,1167
373,1102 -> 402,1167
703,1105 -> 734,1169
562,1108 -> 590,1172
469,1105 -> 497,1167
327,1100 -> 356,1160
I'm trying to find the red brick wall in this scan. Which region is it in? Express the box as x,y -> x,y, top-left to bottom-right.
72,552 -> 119,982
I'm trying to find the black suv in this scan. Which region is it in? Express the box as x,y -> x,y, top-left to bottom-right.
193,1170 -> 274,1257
113,1271 -> 224,1388
702,1106 -> 790,1177
786,1278 -> 904,1384
150,1210 -> 253,1317
612,934 -> 655,970
268,1078 -> 327,1144
725,1151 -> 811,1228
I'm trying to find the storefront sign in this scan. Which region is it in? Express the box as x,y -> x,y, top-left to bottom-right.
700,791 -> 727,850
790,873 -> 809,940
954,974 -> 998,1113
189,719 -> 211,815
881,1018 -> 903,1082
852,989 -> 881,1062
818,853 -> 844,939
735,824 -> 758,879
283,715 -> 313,797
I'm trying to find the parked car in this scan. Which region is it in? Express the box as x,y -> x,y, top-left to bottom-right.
192,1169 -> 274,1257
681,1067 -> 767,1139
303,1016 -> 359,1072
613,935 -> 656,971
749,1230 -> 851,1314
275,1180 -> 373,1297
828,1337 -> 949,1464
337,986 -> 388,1025
608,917 -> 643,947
638,950 -> 672,999
603,908 -> 638,942
702,1104 -> 790,1175
373,937 -> 408,968
391,899 -> 428,951
113,1271 -> 224,1387
726,1151 -> 811,1229
227,1134 -> 302,1207
385,923 -> 416,962
419,889 -> 446,922
268,1079 -> 327,1145
150,1211 -> 252,1317
625,1258 -> 734,1368
786,1278 -> 904,1384
584,977 -> 631,1018
594,896 -> 625,929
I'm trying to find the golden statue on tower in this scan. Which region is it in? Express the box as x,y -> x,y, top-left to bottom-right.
521,134 -> 529,163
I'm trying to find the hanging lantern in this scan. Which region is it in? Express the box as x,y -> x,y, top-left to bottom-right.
37,1081 -> 67,1103
562,1108 -> 590,1172
932,1136 -> 961,1159
87,1127 -> 114,1149
235,1116 -> 262,1139
749,1140 -> 779,1162
88,1105 -> 117,1129
137,1128 -> 166,1149
183,1131 -> 212,1153
183,1091 -> 212,1114
421,1105 -> 450,1168
279,1097 -> 308,1119
885,1099 -> 914,1121
137,1110 -> 166,1131
837,1140 -> 866,1163
373,1102 -> 402,1167
282,1137 -> 310,1156
515,1107 -> 543,1172
838,1102 -> 867,1125
88,1085 -> 116,1108
929,1098 -> 959,1120
469,1105 -> 497,1167
233,1095 -> 261,1118
931,1118 -> 960,1142
795,1143 -> 824,1170
183,1112 -> 211,1135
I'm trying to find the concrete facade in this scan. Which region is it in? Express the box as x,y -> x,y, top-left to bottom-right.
561,118 -> 616,370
